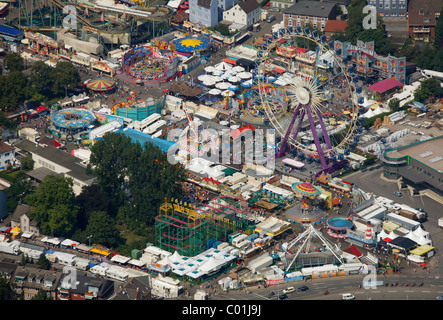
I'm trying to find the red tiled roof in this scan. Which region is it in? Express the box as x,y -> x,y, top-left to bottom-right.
367,79 -> 402,93
0,141 -> 14,154
324,20 -> 347,33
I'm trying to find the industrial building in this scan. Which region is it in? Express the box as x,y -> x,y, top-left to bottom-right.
382,135 -> 443,192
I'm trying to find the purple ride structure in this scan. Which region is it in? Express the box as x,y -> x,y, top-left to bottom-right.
256,27 -> 359,177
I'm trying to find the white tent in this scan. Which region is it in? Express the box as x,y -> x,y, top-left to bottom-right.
405,231 -> 422,245
413,226 -> 430,240
228,76 -> 240,83
203,79 -> 216,86
212,70 -> 224,76
197,256 -> 226,274
237,71 -> 252,79
232,66 -> 245,73
209,88 -> 222,95
363,108 -> 376,118
215,61 -> 232,72
205,66 -> 215,73
377,229 -> 390,242
373,107 -> 383,115
216,82 -> 231,90
211,75 -> 223,83
198,74 -> 213,82
221,90 -> 235,97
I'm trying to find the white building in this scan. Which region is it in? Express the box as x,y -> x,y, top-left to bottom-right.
223,0 -> 261,29
0,141 -> 15,170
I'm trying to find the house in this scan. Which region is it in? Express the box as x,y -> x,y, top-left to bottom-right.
223,0 -> 261,29
323,20 -> 347,39
283,1 -> 337,31
10,204 -> 41,237
407,0 -> 442,42
57,273 -> 115,300
171,11 -> 189,27
270,0 -> 297,11
217,0 -> 240,21
13,140 -> 94,195
0,141 -> 15,170
110,276 -> 152,300
189,0 -> 219,27
11,266 -> 62,300
367,0 -> 408,18
0,261 -> 18,281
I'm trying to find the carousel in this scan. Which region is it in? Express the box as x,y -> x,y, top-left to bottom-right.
283,181 -> 327,226
239,85 -> 288,125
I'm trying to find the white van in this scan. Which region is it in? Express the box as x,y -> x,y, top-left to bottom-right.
342,293 -> 355,300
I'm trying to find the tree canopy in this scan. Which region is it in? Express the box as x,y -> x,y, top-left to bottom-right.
3,53 -> 24,72
87,132 -> 187,227
24,175 -> 79,237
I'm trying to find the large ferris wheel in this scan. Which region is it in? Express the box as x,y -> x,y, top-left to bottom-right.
256,27 -> 360,175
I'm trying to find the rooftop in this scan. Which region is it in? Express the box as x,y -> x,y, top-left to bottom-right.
367,78 -> 403,93
385,135 -> 443,173
324,20 -> 347,33
283,1 -> 336,17
408,0 -> 442,26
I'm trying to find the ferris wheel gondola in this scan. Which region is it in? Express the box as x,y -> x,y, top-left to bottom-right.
256,27 -> 358,175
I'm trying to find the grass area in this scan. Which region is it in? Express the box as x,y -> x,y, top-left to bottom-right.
0,169 -> 26,183
114,225 -> 155,256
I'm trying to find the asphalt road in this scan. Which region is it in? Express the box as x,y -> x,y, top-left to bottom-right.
208,273 -> 443,300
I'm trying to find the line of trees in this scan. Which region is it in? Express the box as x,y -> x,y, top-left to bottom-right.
0,53 -> 80,113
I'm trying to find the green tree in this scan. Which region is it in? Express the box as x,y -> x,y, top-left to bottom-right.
31,288 -> 52,300
0,71 -> 30,112
51,61 -> 80,97
388,98 -> 400,112
37,254 -> 52,270
87,133 -> 135,210
20,155 -> 34,171
414,77 -> 443,103
435,12 -> 443,50
0,111 -> 17,130
0,274 -> 15,300
83,211 -> 121,249
6,172 -> 35,212
88,132 -> 187,227
30,61 -> 55,94
415,44 -> 437,70
25,175 -> 79,237
431,48 -> 443,72
75,183 -> 115,230
3,53 -> 24,72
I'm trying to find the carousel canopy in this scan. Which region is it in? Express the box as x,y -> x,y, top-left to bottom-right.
171,35 -> 211,53
292,182 -> 322,196
86,79 -> 115,92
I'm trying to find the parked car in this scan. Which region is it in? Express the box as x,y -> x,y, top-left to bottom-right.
342,293 -> 355,300
278,294 -> 288,300
298,286 -> 309,292
269,7 -> 280,12
266,14 -> 276,23
393,191 -> 403,197
283,286 -> 295,294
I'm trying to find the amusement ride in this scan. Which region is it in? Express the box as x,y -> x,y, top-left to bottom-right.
255,27 -> 361,177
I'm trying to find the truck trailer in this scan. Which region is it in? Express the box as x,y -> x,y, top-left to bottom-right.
0,240 -> 21,255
